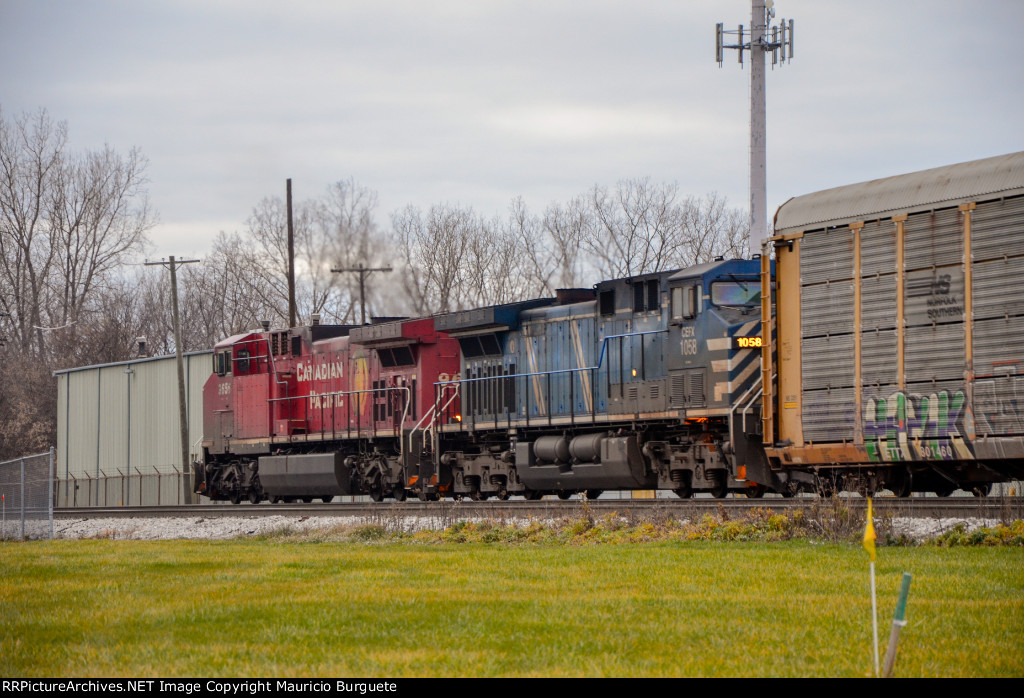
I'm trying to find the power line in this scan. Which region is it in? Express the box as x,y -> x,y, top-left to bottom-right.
331,263 -> 393,325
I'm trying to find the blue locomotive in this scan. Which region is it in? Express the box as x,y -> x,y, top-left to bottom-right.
428,257 -> 772,500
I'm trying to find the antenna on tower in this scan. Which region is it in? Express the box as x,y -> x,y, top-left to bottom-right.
716,0 -> 795,258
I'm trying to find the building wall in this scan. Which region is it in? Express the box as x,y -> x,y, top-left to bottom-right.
55,352 -> 211,482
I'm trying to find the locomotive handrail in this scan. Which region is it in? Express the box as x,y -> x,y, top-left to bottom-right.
433,328 -> 668,426
268,385 -> 413,444
231,338 -> 292,436
422,383 -> 461,450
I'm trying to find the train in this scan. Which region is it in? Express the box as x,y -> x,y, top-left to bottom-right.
194,151 -> 1024,503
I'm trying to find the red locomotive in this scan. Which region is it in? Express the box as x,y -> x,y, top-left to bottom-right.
195,317 -> 460,502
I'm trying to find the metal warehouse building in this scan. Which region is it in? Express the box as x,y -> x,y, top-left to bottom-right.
54,351 -> 211,507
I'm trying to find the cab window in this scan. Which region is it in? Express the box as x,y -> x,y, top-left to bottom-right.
671,286 -> 699,321
710,280 -> 760,307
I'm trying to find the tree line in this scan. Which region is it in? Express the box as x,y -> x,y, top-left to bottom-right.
0,108 -> 748,460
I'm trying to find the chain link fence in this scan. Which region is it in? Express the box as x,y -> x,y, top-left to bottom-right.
0,449 -> 54,540
55,466 -> 193,508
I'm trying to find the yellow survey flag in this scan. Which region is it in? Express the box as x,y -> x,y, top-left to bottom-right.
863,497 -> 877,562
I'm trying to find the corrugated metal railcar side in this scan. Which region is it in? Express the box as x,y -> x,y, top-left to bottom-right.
763,151 -> 1024,487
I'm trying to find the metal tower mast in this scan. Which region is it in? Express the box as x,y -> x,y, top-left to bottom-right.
716,0 -> 794,257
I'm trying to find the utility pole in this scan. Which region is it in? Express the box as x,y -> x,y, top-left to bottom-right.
716,0 -> 794,258
286,179 -> 297,329
145,255 -> 200,503
331,263 -> 393,325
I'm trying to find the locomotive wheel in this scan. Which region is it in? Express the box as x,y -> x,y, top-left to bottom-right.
746,484 -> 765,499
935,486 -> 955,497
672,476 -> 693,499
971,483 -> 991,497
710,472 -> 729,499
230,490 -> 242,505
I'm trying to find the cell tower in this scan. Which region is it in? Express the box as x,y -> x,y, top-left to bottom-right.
716,0 -> 794,258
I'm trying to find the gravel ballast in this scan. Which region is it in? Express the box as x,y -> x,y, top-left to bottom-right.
17,514 -> 1003,542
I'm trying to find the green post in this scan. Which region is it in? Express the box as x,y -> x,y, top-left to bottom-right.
882,572 -> 912,677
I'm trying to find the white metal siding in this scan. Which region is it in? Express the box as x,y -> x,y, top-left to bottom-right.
56,352 -> 211,478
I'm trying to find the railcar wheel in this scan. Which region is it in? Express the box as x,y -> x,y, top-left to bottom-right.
369,486 -> 384,502
710,472 -> 729,499
301,497 -> 313,504
934,487 -> 955,497
393,487 -> 407,502
248,489 -> 260,505
746,484 -> 765,499
557,491 -> 573,500
230,490 -> 242,505
889,470 -> 913,498
497,490 -> 511,501
584,489 -> 603,500
673,486 -> 693,499
971,483 -> 991,497
524,488 -> 543,501
268,494 -> 281,504
321,496 -> 333,503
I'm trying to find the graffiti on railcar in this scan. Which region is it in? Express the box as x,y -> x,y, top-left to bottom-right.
863,388 -> 970,462
972,374 -> 1024,435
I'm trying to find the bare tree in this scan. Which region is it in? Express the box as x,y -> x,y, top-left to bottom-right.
681,191 -> 748,263
240,178 -> 383,327
511,196 -> 589,297
0,108 -> 152,360
583,178 -> 688,278
391,203 -> 474,315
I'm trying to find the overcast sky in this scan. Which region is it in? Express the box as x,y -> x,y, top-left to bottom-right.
2,0 -> 1022,261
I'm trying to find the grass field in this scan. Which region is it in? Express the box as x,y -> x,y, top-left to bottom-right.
2,536 -> 1022,677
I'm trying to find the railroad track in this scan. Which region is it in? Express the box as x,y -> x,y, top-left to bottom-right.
56,495 -> 1024,523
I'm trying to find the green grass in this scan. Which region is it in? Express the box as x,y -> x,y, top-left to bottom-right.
2,537 -> 1021,677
